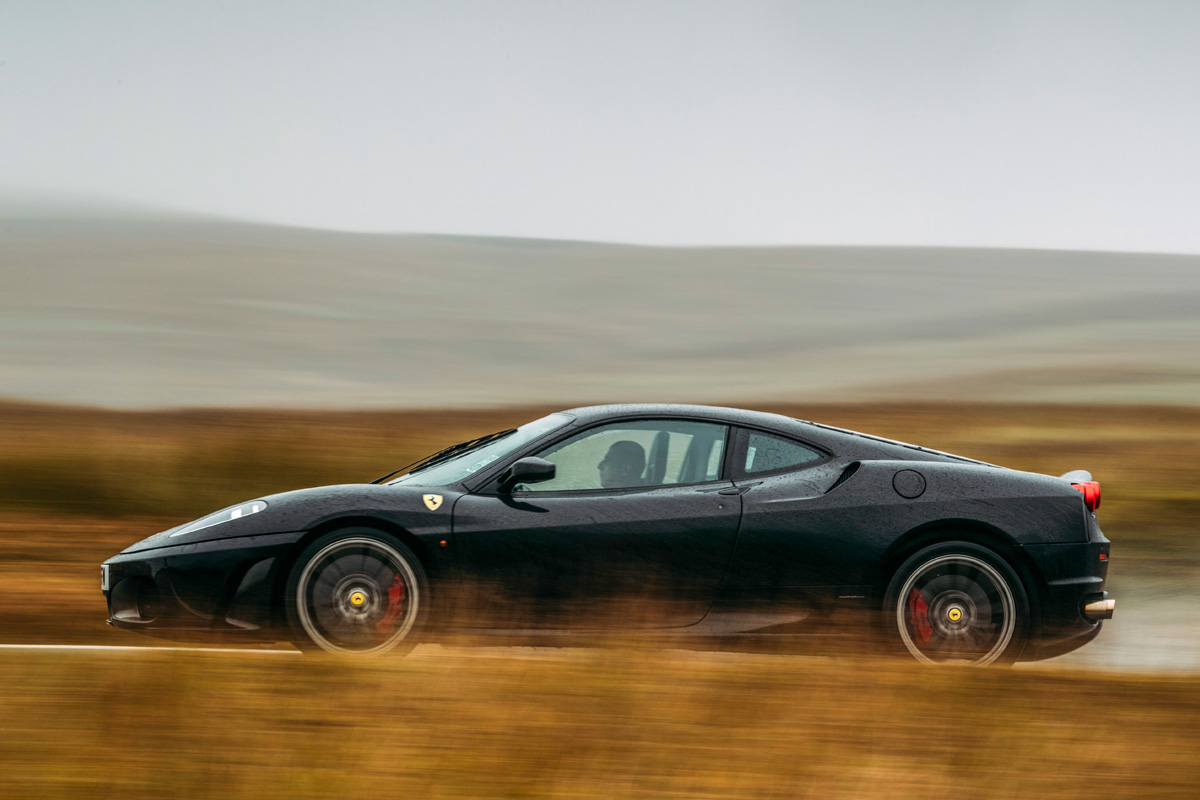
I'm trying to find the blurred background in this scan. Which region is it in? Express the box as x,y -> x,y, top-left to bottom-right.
3,2 -> 1200,797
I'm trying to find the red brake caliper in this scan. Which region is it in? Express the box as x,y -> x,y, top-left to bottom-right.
373,574 -> 406,638
907,588 -> 932,644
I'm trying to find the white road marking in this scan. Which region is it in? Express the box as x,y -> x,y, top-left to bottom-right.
0,643 -> 1191,672
0,644 -> 299,654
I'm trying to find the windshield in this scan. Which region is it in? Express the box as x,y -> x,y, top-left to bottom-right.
388,413 -> 573,487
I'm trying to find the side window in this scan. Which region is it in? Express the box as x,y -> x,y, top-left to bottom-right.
527,419 -> 728,491
740,430 -> 823,476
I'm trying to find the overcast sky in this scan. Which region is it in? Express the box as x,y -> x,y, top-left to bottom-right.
3,1 -> 1199,250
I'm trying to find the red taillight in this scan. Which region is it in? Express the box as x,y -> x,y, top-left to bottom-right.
1072,480 -> 1101,512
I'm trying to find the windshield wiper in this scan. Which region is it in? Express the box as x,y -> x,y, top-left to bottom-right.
369,428 -> 518,485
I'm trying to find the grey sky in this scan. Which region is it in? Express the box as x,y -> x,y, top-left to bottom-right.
3,1 -> 1199,250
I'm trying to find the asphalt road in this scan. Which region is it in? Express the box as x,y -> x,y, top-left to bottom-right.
6,608 -> 1198,674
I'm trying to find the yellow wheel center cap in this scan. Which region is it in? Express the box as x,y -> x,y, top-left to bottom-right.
948,607 -> 963,622
350,591 -> 366,607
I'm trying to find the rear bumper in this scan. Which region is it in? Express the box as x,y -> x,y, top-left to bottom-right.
1019,535 -> 1112,661
1025,616 -> 1104,661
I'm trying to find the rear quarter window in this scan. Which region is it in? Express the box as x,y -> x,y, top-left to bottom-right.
742,431 -> 824,475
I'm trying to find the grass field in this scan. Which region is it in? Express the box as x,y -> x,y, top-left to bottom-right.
2,400 -> 1200,652
1,399 -> 1197,646
3,646 -> 1199,799
2,400 -> 1199,796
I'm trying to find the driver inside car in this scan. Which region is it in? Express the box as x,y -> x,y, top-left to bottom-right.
597,440 -> 647,489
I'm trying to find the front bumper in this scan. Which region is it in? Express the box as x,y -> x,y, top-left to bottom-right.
102,531 -> 306,641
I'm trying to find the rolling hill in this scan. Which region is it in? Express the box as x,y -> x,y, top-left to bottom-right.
3,213 -> 1198,408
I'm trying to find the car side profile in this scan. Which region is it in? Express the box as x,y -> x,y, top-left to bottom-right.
102,404 -> 1113,664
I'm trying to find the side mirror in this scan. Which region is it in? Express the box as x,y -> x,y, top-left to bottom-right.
498,457 -> 556,493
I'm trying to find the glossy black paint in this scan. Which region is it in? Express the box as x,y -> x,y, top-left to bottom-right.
102,403 -> 1110,660
453,482 -> 741,629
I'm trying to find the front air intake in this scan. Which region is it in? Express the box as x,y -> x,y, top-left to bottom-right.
109,577 -> 161,623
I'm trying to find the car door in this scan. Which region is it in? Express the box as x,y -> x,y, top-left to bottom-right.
452,418 -> 741,630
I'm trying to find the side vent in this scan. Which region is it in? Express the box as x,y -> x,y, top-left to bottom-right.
828,462 -> 860,493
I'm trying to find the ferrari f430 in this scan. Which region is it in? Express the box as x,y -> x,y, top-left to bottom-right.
102,405 -> 1113,664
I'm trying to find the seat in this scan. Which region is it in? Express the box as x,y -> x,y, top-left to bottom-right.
644,430 -> 670,485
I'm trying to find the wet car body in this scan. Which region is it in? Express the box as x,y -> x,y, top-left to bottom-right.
102,404 -> 1112,663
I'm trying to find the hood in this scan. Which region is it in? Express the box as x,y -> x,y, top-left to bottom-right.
119,483 -> 462,554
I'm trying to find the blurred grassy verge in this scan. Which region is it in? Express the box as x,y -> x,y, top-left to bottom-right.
1,400 -> 1197,644
1,646 -> 1198,799
0,400 -> 559,518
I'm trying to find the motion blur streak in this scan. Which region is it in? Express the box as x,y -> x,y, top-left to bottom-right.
1,647 -> 1198,799
1,401 -> 1198,669
5,220 -> 1200,409
0,644 -> 297,654
1,401 -> 1199,798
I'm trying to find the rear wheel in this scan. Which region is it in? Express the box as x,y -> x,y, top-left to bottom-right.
884,542 -> 1028,665
285,529 -> 427,655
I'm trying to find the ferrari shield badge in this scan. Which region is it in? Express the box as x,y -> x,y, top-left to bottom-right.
423,494 -> 443,511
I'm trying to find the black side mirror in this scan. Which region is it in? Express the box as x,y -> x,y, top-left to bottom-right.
498,457 -> 556,493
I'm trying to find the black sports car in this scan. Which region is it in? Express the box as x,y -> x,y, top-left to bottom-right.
102,404 -> 1113,664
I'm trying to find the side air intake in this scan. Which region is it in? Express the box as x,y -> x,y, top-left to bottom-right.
828,462 -> 860,492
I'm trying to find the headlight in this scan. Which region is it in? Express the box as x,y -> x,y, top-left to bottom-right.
169,500 -> 268,537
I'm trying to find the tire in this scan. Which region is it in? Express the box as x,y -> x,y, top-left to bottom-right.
285,528 -> 428,655
883,541 -> 1028,665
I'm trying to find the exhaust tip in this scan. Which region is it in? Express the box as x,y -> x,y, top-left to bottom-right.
1084,598 -> 1115,621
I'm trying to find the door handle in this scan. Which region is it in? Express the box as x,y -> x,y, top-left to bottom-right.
717,481 -> 761,496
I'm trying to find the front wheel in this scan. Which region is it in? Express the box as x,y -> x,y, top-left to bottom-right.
285,529 -> 427,655
884,542 -> 1028,665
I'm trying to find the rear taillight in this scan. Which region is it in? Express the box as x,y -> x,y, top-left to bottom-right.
1072,480 -> 1101,512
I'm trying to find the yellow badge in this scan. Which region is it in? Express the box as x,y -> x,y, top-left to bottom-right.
948,608 -> 962,622
423,494 -> 444,511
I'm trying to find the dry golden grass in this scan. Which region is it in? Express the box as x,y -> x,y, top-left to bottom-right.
2,401 -> 1199,797
1,646 -> 1198,799
1,400 -> 1197,644
3,400 -> 1195,537
0,400 -> 559,518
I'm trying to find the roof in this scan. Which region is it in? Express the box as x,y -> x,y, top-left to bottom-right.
560,403 -> 990,466
562,403 -> 796,428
